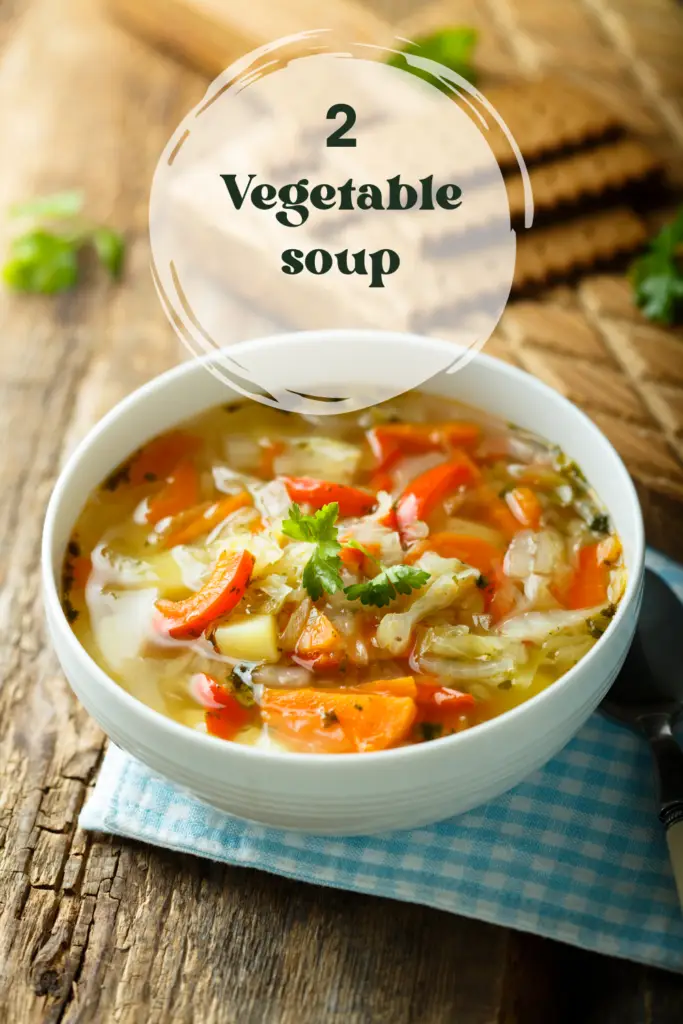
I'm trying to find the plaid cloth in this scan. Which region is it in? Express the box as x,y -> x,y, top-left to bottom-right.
80,549 -> 683,973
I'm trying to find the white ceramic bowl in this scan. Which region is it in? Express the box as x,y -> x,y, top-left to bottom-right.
42,331 -> 645,835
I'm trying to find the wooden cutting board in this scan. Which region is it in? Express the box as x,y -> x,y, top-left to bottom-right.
107,0 -> 391,76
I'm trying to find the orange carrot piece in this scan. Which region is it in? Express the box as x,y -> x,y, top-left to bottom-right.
155,549 -> 254,639
259,439 -> 285,478
395,453 -> 480,536
478,485 -> 523,540
260,689 -> 417,753
146,460 -> 200,525
129,431 -> 200,486
566,542 -> 609,610
405,532 -> 501,574
350,677 -> 418,698
505,486 -> 543,530
296,611 -> 344,658
162,491 -> 252,548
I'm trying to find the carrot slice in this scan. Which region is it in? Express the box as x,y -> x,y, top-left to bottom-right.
282,477 -> 376,517
350,677 -> 418,698
477,485 -> 523,540
206,694 -> 252,740
367,422 -> 481,472
566,542 -> 609,610
405,532 -> 501,574
505,486 -> 543,530
129,431 -> 200,486
261,689 -> 416,753
296,610 -> 344,657
155,549 -> 254,639
146,460 -> 200,525
395,453 -> 480,536
162,491 -> 252,548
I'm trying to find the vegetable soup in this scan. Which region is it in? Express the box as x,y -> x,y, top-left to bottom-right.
63,393 -> 626,754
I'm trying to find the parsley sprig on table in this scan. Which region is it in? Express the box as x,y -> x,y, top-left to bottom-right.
3,190 -> 125,294
281,503 -> 430,606
387,27 -> 479,88
630,207 -> 683,325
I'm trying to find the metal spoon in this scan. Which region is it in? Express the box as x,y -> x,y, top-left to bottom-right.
601,567 -> 683,909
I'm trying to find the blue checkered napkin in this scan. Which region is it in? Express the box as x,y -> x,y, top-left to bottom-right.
80,550 -> 683,973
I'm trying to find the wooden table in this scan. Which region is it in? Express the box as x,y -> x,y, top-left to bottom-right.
0,1 -> 682,1021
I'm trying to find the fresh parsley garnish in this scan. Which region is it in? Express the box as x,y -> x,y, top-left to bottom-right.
3,190 -> 125,294
387,27 -> 478,88
344,563 -> 431,608
282,502 -> 344,600
630,207 -> 683,325
281,502 -> 432,606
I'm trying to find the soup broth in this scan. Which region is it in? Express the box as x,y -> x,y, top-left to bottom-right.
63,392 -> 626,754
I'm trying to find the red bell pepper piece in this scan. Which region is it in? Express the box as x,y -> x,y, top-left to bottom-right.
155,549 -> 254,639
282,477 -> 376,517
367,422 -> 481,472
205,694 -> 252,740
395,454 -> 479,536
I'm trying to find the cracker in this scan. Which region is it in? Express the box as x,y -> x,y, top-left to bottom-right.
513,207 -> 647,290
483,78 -> 623,168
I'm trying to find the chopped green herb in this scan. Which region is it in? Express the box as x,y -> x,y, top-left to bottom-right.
498,680 -> 513,691
230,665 -> 255,707
590,513 -> 610,535
344,563 -> 430,608
476,574 -> 489,590
387,27 -> 478,88
9,190 -> 84,220
102,463 -> 131,492
353,703 -> 364,712
419,722 -> 443,741
282,502 -> 343,600
323,709 -> 339,727
3,192 -> 125,295
630,207 -> 683,325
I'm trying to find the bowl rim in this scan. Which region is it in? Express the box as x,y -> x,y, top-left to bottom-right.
42,330 -> 645,766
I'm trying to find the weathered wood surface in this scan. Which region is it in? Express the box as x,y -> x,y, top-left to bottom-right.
0,1 -> 682,1022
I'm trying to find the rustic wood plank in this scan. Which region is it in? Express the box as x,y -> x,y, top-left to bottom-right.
0,1 -> 682,1022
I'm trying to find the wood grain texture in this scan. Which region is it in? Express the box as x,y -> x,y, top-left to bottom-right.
0,1 -> 682,1023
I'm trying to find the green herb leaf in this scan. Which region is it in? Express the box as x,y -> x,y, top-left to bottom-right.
630,207 -> 683,325
283,502 -> 343,600
387,27 -> 478,87
2,230 -> 79,293
590,513 -> 610,535
9,190 -> 84,220
302,548 -> 343,600
282,502 -> 339,544
92,226 -> 125,279
344,563 -> 430,607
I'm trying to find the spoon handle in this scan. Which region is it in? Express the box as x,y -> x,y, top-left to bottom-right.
642,715 -> 683,911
